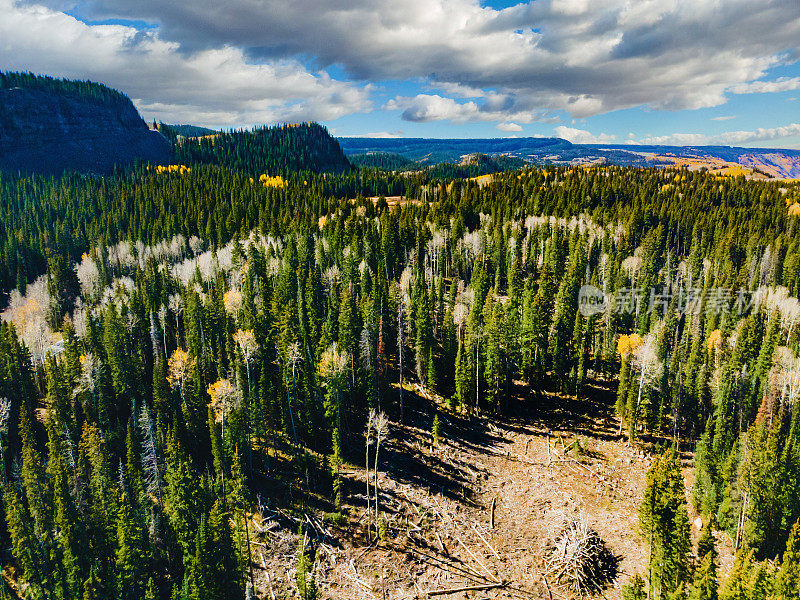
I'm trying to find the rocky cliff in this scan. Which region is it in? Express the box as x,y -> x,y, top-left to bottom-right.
0,73 -> 171,175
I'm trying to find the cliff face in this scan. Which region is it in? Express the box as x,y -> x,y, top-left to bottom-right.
0,85 -> 171,175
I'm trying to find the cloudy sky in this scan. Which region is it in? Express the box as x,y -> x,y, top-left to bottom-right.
2,0 -> 800,147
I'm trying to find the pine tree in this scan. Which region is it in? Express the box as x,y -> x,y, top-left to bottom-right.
622,573 -> 648,600
49,423 -> 83,599
640,449 -> 692,599
4,485 -> 47,596
116,485 -> 148,600
774,520 -> 800,599
82,567 -> 102,600
296,527 -> 318,600
719,550 -> 752,600
165,430 -> 201,571
689,519 -> 719,600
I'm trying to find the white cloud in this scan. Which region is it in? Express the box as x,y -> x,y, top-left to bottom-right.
497,122 -> 523,132
636,133 -> 708,145
342,131 -> 404,138
712,115 -> 737,121
554,126 -> 615,144
384,94 -> 548,124
717,123 -> 800,145
729,77 -> 800,94
637,123 -> 800,146
0,0 -> 371,127
5,0 -> 800,127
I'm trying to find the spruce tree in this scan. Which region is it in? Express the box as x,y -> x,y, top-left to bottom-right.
639,449 -> 692,599
774,520 -> 800,599
690,519 -> 719,600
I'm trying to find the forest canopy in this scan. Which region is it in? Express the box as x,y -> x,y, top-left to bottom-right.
1,155 -> 800,599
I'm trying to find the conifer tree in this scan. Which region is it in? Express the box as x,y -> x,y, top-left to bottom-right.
640,449 -> 692,599
116,485 -> 148,600
690,519 -> 719,600
774,520 -> 800,599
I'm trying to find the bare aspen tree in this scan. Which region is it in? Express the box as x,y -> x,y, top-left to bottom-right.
168,293 -> 183,343
373,411 -> 389,530
157,304 -> 168,357
75,353 -> 100,425
234,329 -> 258,397
0,398 -> 10,483
629,328 -> 664,441
286,341 -> 302,446
779,296 -> 800,343
365,409 -> 376,534
772,347 -> 800,413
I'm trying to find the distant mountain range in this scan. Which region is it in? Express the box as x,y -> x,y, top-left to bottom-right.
339,137 -> 800,179
3,72 -> 799,180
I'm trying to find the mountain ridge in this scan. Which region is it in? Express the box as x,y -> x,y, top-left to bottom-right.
0,72 -> 171,175
339,136 -> 800,178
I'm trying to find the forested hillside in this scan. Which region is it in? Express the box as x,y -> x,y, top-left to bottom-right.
348,151 -> 525,176
164,122 -> 352,176
0,72 -> 171,175
1,163 -> 800,599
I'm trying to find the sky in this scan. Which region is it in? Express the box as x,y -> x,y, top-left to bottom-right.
2,0 -> 800,148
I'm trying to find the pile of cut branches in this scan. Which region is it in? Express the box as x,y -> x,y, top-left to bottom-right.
543,517 -> 618,596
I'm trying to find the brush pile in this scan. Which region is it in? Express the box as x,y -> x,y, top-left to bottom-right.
543,516 -> 618,596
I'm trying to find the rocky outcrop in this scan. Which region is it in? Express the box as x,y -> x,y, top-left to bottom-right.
0,84 -> 171,175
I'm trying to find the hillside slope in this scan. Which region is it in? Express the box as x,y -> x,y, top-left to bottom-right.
0,72 -> 171,175
166,122 -> 351,175
251,386 -> 735,599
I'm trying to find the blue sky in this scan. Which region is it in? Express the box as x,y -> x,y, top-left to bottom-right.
2,0 -> 800,147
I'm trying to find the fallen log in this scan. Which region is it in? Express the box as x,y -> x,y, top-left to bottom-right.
427,582 -> 505,596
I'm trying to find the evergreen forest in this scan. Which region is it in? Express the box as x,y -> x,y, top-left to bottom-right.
1,120 -> 800,600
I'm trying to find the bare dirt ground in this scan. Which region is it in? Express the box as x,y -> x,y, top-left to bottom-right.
249,380 -> 735,600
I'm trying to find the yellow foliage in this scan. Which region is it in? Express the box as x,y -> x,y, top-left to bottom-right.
319,343 -> 349,381
233,329 -> 258,361
167,348 -> 195,390
617,333 -> 643,358
707,329 -> 722,354
207,378 -> 236,422
155,164 -> 191,175
223,289 -> 242,314
258,174 -> 287,188
789,202 -> 800,217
